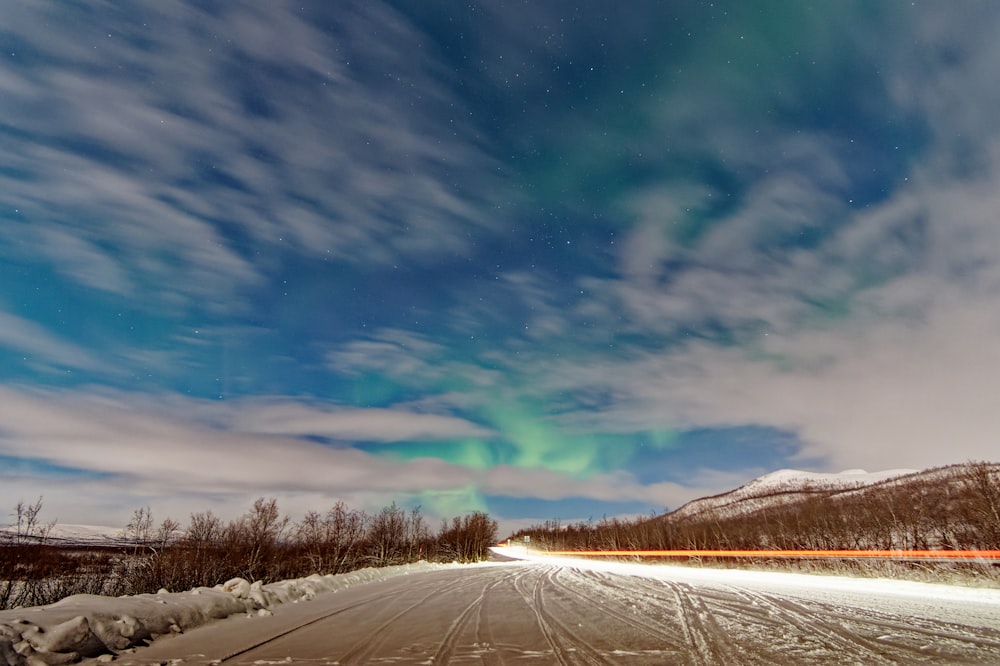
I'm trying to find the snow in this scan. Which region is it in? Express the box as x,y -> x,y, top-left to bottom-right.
0,561 -> 470,665
669,466 -> 918,521
502,545 -> 1000,604
38,526 -> 122,541
745,467 -> 917,490
116,550 -> 1000,664
496,546 -> 1000,628
0,524 -> 127,546
41,526 -> 123,542
3,545 -> 998,664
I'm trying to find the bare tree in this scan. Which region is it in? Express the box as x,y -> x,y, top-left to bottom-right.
2,497 -> 54,609
236,497 -> 289,581
368,502 -> 407,566
436,512 -> 498,562
8,497 -> 54,545
961,461 -> 1000,548
124,506 -> 154,552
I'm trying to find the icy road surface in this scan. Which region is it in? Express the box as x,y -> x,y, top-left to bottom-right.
109,550 -> 1000,665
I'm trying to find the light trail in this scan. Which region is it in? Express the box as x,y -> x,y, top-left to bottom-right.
522,549 -> 1000,562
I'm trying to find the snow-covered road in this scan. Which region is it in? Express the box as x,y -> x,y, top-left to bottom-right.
104,551 -> 1000,665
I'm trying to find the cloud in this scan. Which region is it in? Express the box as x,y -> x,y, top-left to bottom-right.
0,387 -> 476,495
0,310 -> 101,371
327,329 -> 447,379
481,465 -> 721,509
326,328 -> 504,401
228,401 -> 495,442
32,226 -> 133,296
0,1 -> 501,314
0,388 -> 705,528
531,149 -> 1000,468
457,4 -> 1000,477
669,298 -> 1000,472
5,2 -> 1000,531
517,296 -> 1000,475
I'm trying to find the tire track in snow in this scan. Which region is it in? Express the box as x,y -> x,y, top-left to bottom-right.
431,568 -> 518,665
510,566 -> 572,665
564,567 -> 1000,665
574,570 -> 756,664
613,571 -> 1000,664
731,587 -> 1000,662
214,590 -> 391,664
723,587 -> 898,663
533,568 -> 614,665
473,572 -> 505,666
222,572 -> 483,665
108,561 -> 1000,665
333,574 -> 487,665
664,581 -> 742,666
587,570 -> 998,664
510,565 -> 612,665
554,568 -> 691,657
857,613 -> 1000,655
609,574 -> 738,663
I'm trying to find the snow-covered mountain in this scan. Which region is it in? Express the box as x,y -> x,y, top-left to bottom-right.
0,523 -> 128,546
669,467 -> 919,522
742,468 -> 918,493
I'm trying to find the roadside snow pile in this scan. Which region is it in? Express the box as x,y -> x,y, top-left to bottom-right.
0,561 -> 454,665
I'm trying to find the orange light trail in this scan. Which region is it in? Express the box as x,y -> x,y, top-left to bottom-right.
532,549 -> 1000,561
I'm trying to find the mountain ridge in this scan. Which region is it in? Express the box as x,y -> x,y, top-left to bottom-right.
667,467 -> 920,523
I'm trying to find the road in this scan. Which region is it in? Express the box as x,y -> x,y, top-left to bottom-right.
109,558 -> 1000,665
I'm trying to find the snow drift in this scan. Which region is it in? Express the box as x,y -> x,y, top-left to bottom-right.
0,561 -> 456,665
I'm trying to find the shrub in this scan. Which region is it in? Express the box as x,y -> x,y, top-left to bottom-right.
1,498 -> 501,609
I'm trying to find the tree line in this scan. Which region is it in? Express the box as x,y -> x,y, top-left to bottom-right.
510,461 -> 1000,562
1,498 -> 497,610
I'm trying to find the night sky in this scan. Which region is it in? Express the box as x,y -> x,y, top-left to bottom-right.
3,1 -> 1000,533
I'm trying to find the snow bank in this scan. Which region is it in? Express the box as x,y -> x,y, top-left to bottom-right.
0,561 -> 456,665
495,547 -> 1000,617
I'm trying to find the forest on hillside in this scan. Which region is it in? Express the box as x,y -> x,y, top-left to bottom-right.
510,462 -> 1000,576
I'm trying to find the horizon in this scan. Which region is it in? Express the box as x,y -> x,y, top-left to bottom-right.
4,2 -> 1000,533
1,464 -> 933,540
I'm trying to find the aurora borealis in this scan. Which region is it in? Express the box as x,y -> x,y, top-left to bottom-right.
3,2 -> 1000,532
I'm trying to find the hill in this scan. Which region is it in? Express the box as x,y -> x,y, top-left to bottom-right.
667,467 -> 918,523
660,462 -> 1000,553
0,523 -> 131,547
510,461 -> 1000,559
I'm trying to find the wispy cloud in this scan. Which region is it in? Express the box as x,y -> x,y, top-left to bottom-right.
326,328 -> 504,401
432,3 -> 1000,475
481,465 -> 720,509
0,310 -> 101,371
32,226 -> 133,296
0,1 -> 500,315
0,387 -> 477,496
4,2 -> 1000,531
228,400 -> 495,442
0,388 -> 693,526
517,139 -> 1000,473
